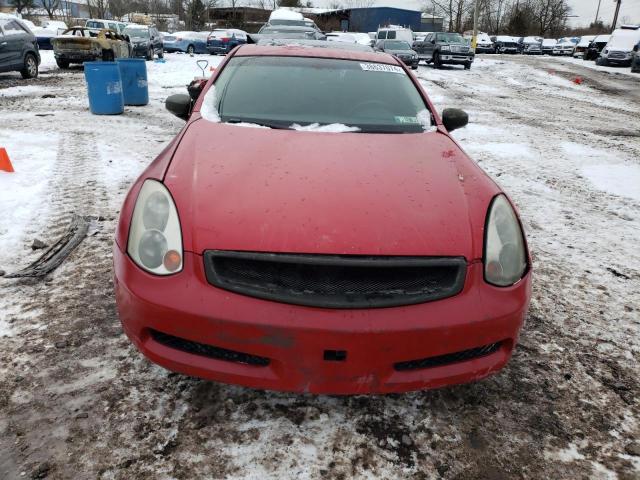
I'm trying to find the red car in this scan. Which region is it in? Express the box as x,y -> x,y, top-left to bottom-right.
114,45 -> 531,394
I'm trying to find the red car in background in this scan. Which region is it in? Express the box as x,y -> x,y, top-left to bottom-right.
114,44 -> 532,394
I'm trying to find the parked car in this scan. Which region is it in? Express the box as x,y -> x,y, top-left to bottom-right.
162,31 -> 208,54
597,26 -> 640,67
474,32 -> 495,53
521,36 -> 542,55
414,32 -> 474,69
0,14 -> 40,79
206,28 -> 247,54
350,32 -> 375,47
552,38 -> 577,56
85,19 -> 127,36
117,44 -> 531,395
541,38 -> 557,55
52,27 -> 130,68
123,24 -> 163,60
254,25 -> 325,41
327,32 -> 358,44
376,26 -> 413,44
573,35 -> 596,58
632,41 -> 640,73
584,34 -> 611,60
493,36 -> 519,54
41,20 -> 68,33
374,39 -> 419,69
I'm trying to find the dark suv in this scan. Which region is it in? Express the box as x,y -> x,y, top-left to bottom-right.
123,25 -> 163,60
413,32 -> 474,69
0,16 -> 40,79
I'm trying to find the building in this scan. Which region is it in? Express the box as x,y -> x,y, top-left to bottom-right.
420,13 -> 444,32
0,0 -> 90,23
312,7 -> 422,33
208,7 -> 271,33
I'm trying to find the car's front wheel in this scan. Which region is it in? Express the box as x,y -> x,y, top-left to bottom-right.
158,49 -> 164,59
433,52 -> 442,69
464,62 -> 472,70
187,45 -> 195,54
21,53 -> 38,79
146,48 -> 154,61
55,58 -> 69,69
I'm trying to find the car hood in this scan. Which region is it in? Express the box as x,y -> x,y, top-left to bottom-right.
164,120 -> 499,259
386,48 -> 415,55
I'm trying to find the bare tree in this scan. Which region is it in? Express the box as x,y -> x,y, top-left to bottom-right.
10,0 -> 35,15
87,0 -> 109,19
40,0 -> 61,19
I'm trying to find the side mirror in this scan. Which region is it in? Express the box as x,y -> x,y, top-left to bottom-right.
166,94 -> 191,120
442,108 -> 468,132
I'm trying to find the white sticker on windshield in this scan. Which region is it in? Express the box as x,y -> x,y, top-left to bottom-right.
359,63 -> 405,74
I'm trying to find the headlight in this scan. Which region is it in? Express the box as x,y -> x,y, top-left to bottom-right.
441,45 -> 450,51
127,179 -> 183,275
484,194 -> 528,287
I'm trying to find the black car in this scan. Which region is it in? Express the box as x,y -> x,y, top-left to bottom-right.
0,16 -> 40,79
413,32 -> 474,69
123,25 -> 163,60
631,41 -> 640,73
374,39 -> 419,69
584,35 -> 610,61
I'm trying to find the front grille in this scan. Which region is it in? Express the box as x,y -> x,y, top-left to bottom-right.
451,45 -> 468,53
609,51 -> 625,59
150,329 -> 270,366
203,251 -> 466,309
394,342 -> 502,371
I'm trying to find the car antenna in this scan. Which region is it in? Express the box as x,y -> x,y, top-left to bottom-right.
197,60 -> 209,77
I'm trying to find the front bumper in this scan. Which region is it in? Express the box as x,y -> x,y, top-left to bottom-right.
439,54 -> 474,65
114,248 -> 531,394
397,56 -> 419,67
207,45 -> 228,54
131,44 -> 150,57
55,50 -> 100,63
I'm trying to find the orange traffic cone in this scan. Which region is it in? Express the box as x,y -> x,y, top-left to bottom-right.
0,148 -> 14,173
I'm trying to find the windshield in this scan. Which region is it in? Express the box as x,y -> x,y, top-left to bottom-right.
436,33 -> 464,43
385,40 -> 411,49
86,21 -> 104,28
201,56 -> 431,133
124,28 -> 149,38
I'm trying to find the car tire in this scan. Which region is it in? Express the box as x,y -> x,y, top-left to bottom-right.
411,65 -> 418,70
158,50 -> 164,59
146,48 -> 153,61
595,57 -> 607,66
56,58 -> 70,69
102,49 -> 115,62
433,52 -> 441,69
464,62 -> 471,70
187,45 -> 195,54
20,53 -> 38,79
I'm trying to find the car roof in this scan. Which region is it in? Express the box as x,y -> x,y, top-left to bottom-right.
234,44 -> 398,64
256,38 -> 373,52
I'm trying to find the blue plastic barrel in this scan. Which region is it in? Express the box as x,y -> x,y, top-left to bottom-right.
116,58 -> 149,106
83,62 -> 124,115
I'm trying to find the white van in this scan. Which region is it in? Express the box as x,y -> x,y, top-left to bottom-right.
85,19 -> 127,35
599,26 -> 640,66
376,27 -> 413,44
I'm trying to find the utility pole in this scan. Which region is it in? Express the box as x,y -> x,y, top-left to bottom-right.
472,0 -> 479,50
594,0 -> 602,24
611,0 -> 622,32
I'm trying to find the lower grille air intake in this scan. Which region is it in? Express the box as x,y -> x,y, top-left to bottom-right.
150,329 -> 270,366
394,342 -> 502,371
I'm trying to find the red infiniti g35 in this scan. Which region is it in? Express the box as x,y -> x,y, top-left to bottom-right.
114,44 -> 532,394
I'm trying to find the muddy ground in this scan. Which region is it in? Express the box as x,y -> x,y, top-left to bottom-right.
0,55 -> 639,479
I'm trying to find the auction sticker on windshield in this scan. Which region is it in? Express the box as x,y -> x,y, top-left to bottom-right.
359,63 -> 405,74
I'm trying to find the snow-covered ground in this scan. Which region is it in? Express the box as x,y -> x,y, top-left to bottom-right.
0,52 -> 639,479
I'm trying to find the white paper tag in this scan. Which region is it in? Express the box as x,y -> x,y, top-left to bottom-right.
359,63 -> 405,74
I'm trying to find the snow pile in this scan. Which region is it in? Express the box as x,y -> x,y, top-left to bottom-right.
200,86 -> 221,123
290,123 -> 360,133
582,164 -> 640,201
269,8 -> 304,21
0,130 -> 58,270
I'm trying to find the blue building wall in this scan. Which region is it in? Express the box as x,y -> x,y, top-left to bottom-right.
348,7 -> 421,33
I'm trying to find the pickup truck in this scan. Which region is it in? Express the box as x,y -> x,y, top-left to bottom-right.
413,32 -> 474,69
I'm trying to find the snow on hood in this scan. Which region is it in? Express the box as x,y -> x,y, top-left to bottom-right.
606,29 -> 640,51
